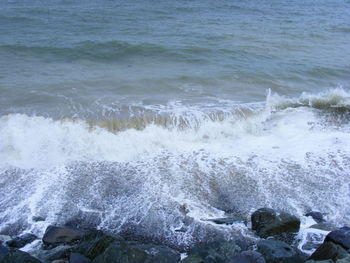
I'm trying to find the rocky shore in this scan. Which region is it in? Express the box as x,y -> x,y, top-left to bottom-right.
0,208 -> 349,263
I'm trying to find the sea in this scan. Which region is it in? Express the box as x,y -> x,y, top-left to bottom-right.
0,0 -> 350,252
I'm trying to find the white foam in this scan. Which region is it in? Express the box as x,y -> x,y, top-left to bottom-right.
1,98 -> 348,170
0,89 -> 349,246
296,216 -> 330,255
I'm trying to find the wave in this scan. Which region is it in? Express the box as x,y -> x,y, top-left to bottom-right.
0,15 -> 38,23
267,87 -> 350,111
69,88 -> 350,132
1,88 -> 349,167
0,40 -> 279,63
0,41 -> 222,63
0,89 -> 350,247
0,41 -> 171,62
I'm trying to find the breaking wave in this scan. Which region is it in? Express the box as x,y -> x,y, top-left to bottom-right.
0,89 -> 350,248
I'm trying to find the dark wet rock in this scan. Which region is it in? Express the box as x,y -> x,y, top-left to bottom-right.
43,226 -> 86,247
229,251 -> 266,263
0,243 -> 10,261
257,239 -> 306,263
65,211 -> 101,230
31,245 -> 72,262
305,212 -> 325,224
310,223 -> 336,232
174,227 -> 187,233
251,208 -> 300,239
308,241 -> 348,261
273,232 -> 298,246
92,240 -> 148,263
180,254 -> 203,262
337,254 -> 350,263
32,216 -> 45,222
325,227 -> 350,250
6,233 -> 37,248
305,260 -> 333,263
179,204 -> 190,215
186,240 -> 246,263
70,253 -> 92,263
73,230 -> 118,260
203,217 -> 247,226
52,260 -> 68,263
131,243 -> 180,263
0,249 -> 42,263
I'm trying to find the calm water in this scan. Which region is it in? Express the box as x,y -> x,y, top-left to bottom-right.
0,0 -> 350,250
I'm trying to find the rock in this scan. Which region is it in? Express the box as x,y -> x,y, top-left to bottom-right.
32,216 -> 45,222
251,208 -> 300,239
30,245 -> 72,262
257,239 -> 306,263
180,254 -> 203,262
203,218 -> 247,226
310,223 -> 336,231
337,254 -> 350,263
93,241 -> 148,263
305,260 -> 333,263
273,232 -> 298,245
229,251 -> 266,263
0,236 -> 11,243
0,249 -> 42,263
308,241 -> 348,261
70,253 -> 92,263
186,240 -> 246,262
305,212 -> 325,223
132,243 -> 180,263
325,227 -> 350,250
0,243 -> 10,261
43,226 -> 86,246
52,260 -> 69,263
6,233 -> 37,248
73,230 -> 118,260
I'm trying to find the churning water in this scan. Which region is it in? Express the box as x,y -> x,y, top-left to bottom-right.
0,0 -> 350,251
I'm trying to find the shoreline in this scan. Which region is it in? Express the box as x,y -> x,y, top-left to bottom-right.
1,208 -> 348,263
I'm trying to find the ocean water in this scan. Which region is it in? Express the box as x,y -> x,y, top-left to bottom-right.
1,0 -> 350,251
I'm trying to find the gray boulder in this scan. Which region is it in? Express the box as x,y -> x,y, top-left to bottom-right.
325,227 -> 350,250
305,260 -> 333,263
310,223 -> 336,232
52,260 -> 68,263
0,249 -> 42,263
132,243 -> 180,263
43,226 -> 86,247
6,233 -> 37,248
70,253 -> 92,263
251,208 -> 300,239
73,230 -> 119,260
185,240 -> 246,263
257,239 -> 306,263
337,254 -> 350,263
229,251 -> 266,263
308,241 -> 348,262
305,212 -> 325,224
92,241 -> 148,263
180,255 -> 203,262
30,245 -> 72,263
